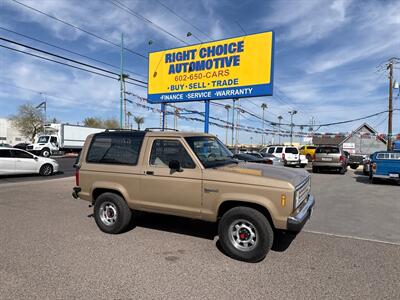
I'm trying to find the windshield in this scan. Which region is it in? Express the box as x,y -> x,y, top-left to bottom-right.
37,136 -> 49,143
185,136 -> 236,168
234,153 -> 257,160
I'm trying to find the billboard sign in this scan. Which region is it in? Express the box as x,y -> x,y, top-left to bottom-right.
147,31 -> 274,103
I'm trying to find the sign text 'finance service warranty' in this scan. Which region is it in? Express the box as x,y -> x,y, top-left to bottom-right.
147,31 -> 274,103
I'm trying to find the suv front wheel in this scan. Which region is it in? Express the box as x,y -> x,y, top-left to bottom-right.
218,207 -> 274,263
94,192 -> 132,234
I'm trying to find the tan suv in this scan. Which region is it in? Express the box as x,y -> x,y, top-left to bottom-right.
72,130 -> 314,262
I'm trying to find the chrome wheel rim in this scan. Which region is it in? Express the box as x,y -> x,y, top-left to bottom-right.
42,165 -> 52,175
99,202 -> 118,226
43,151 -> 50,157
229,219 -> 258,252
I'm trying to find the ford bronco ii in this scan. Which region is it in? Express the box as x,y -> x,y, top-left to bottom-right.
72,130 -> 314,262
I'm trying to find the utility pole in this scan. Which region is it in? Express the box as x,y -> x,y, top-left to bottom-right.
278,115 -> 283,144
174,108 -> 179,130
288,110 -> 297,145
387,59 -> 394,151
120,33 -> 124,129
224,104 -> 231,145
261,103 -> 268,146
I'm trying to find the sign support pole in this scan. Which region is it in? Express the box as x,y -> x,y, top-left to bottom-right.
204,100 -> 210,133
161,103 -> 166,131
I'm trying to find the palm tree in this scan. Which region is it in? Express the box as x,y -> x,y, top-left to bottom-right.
127,111 -> 132,129
133,116 -> 144,130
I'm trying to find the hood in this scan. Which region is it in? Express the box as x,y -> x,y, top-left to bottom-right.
217,162 -> 309,188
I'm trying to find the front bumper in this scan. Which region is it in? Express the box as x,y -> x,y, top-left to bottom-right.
287,194 -> 315,232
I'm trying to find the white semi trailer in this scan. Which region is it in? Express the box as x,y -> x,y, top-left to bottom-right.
26,123 -> 105,157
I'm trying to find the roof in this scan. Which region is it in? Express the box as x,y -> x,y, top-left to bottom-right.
313,136 -> 346,146
95,130 -> 214,138
340,122 -> 386,145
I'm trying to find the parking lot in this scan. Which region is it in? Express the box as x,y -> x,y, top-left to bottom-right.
0,167 -> 399,299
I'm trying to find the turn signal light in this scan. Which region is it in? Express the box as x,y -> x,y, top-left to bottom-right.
281,194 -> 286,207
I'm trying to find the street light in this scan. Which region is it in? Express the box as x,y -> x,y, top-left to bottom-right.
277,115 -> 283,144
261,103 -> 268,146
224,104 -> 231,145
288,110 -> 297,145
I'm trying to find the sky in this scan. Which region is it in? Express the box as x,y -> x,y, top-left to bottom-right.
0,0 -> 399,144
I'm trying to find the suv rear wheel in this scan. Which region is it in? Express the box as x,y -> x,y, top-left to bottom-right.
94,192 -> 132,234
218,207 -> 273,263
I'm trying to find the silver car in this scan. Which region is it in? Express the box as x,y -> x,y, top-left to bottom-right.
312,146 -> 347,174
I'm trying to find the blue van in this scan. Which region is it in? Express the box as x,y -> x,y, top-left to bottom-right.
369,151 -> 400,183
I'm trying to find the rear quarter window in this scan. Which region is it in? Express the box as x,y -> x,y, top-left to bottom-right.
86,134 -> 144,165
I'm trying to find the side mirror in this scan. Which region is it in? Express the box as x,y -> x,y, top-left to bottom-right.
169,160 -> 183,172
34,156 -> 38,161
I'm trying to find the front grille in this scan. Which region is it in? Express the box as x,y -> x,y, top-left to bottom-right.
296,177 -> 311,208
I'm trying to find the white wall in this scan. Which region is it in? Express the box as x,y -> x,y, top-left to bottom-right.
0,118 -> 29,145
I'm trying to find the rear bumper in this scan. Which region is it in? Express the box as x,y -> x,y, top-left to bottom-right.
313,162 -> 345,168
287,194 -> 315,232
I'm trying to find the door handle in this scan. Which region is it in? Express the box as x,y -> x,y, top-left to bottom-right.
204,188 -> 219,193
145,171 -> 154,175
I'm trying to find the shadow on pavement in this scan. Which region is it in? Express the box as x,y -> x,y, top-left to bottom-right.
122,211 -> 297,254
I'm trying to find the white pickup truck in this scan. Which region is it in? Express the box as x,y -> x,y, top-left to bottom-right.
26,123 -> 105,157
261,145 -> 307,168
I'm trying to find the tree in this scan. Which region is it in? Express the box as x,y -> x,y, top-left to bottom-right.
103,118 -> 119,129
83,117 -> 103,128
134,116 -> 145,130
10,104 -> 44,142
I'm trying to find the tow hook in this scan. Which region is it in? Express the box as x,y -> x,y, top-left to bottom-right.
72,187 -> 81,199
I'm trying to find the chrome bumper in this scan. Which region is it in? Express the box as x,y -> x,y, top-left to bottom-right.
287,194 -> 315,232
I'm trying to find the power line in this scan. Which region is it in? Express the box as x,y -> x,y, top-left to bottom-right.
0,36 -> 147,87
155,0 -> 212,40
0,43 -> 147,88
109,0 -> 188,45
10,0 -> 148,60
0,26 -> 147,79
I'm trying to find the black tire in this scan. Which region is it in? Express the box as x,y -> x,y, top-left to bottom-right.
312,166 -> 318,173
39,164 -> 53,176
350,164 -> 358,170
94,192 -> 132,234
340,167 -> 346,175
306,154 -> 311,161
218,207 -> 273,263
40,148 -> 51,158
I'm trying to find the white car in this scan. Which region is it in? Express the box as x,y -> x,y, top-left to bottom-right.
0,147 -> 59,176
260,145 -> 304,167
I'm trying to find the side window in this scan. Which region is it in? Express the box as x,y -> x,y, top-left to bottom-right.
0,149 -> 12,158
12,150 -> 34,159
376,153 -> 384,159
87,134 -> 143,165
50,137 -> 57,143
267,147 -> 275,154
149,139 -> 195,169
275,147 -> 283,154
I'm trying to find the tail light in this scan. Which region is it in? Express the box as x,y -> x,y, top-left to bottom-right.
282,153 -> 285,160
264,159 -> 273,165
75,168 -> 80,186
312,153 -> 316,161
339,155 -> 345,162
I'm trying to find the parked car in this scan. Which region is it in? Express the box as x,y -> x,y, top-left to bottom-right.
258,152 -> 284,166
261,145 -> 303,167
312,145 -> 347,174
0,142 -> 13,148
0,147 -> 59,176
232,153 -> 273,164
363,155 -> 372,175
347,154 -> 366,169
299,145 -> 317,161
13,142 -> 30,150
73,130 -> 314,262
369,151 -> 400,184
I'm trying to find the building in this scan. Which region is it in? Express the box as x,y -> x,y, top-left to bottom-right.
0,118 -> 29,145
313,123 -> 387,155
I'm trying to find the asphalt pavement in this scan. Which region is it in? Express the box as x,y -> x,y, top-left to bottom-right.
0,157 -> 76,184
0,170 -> 399,299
